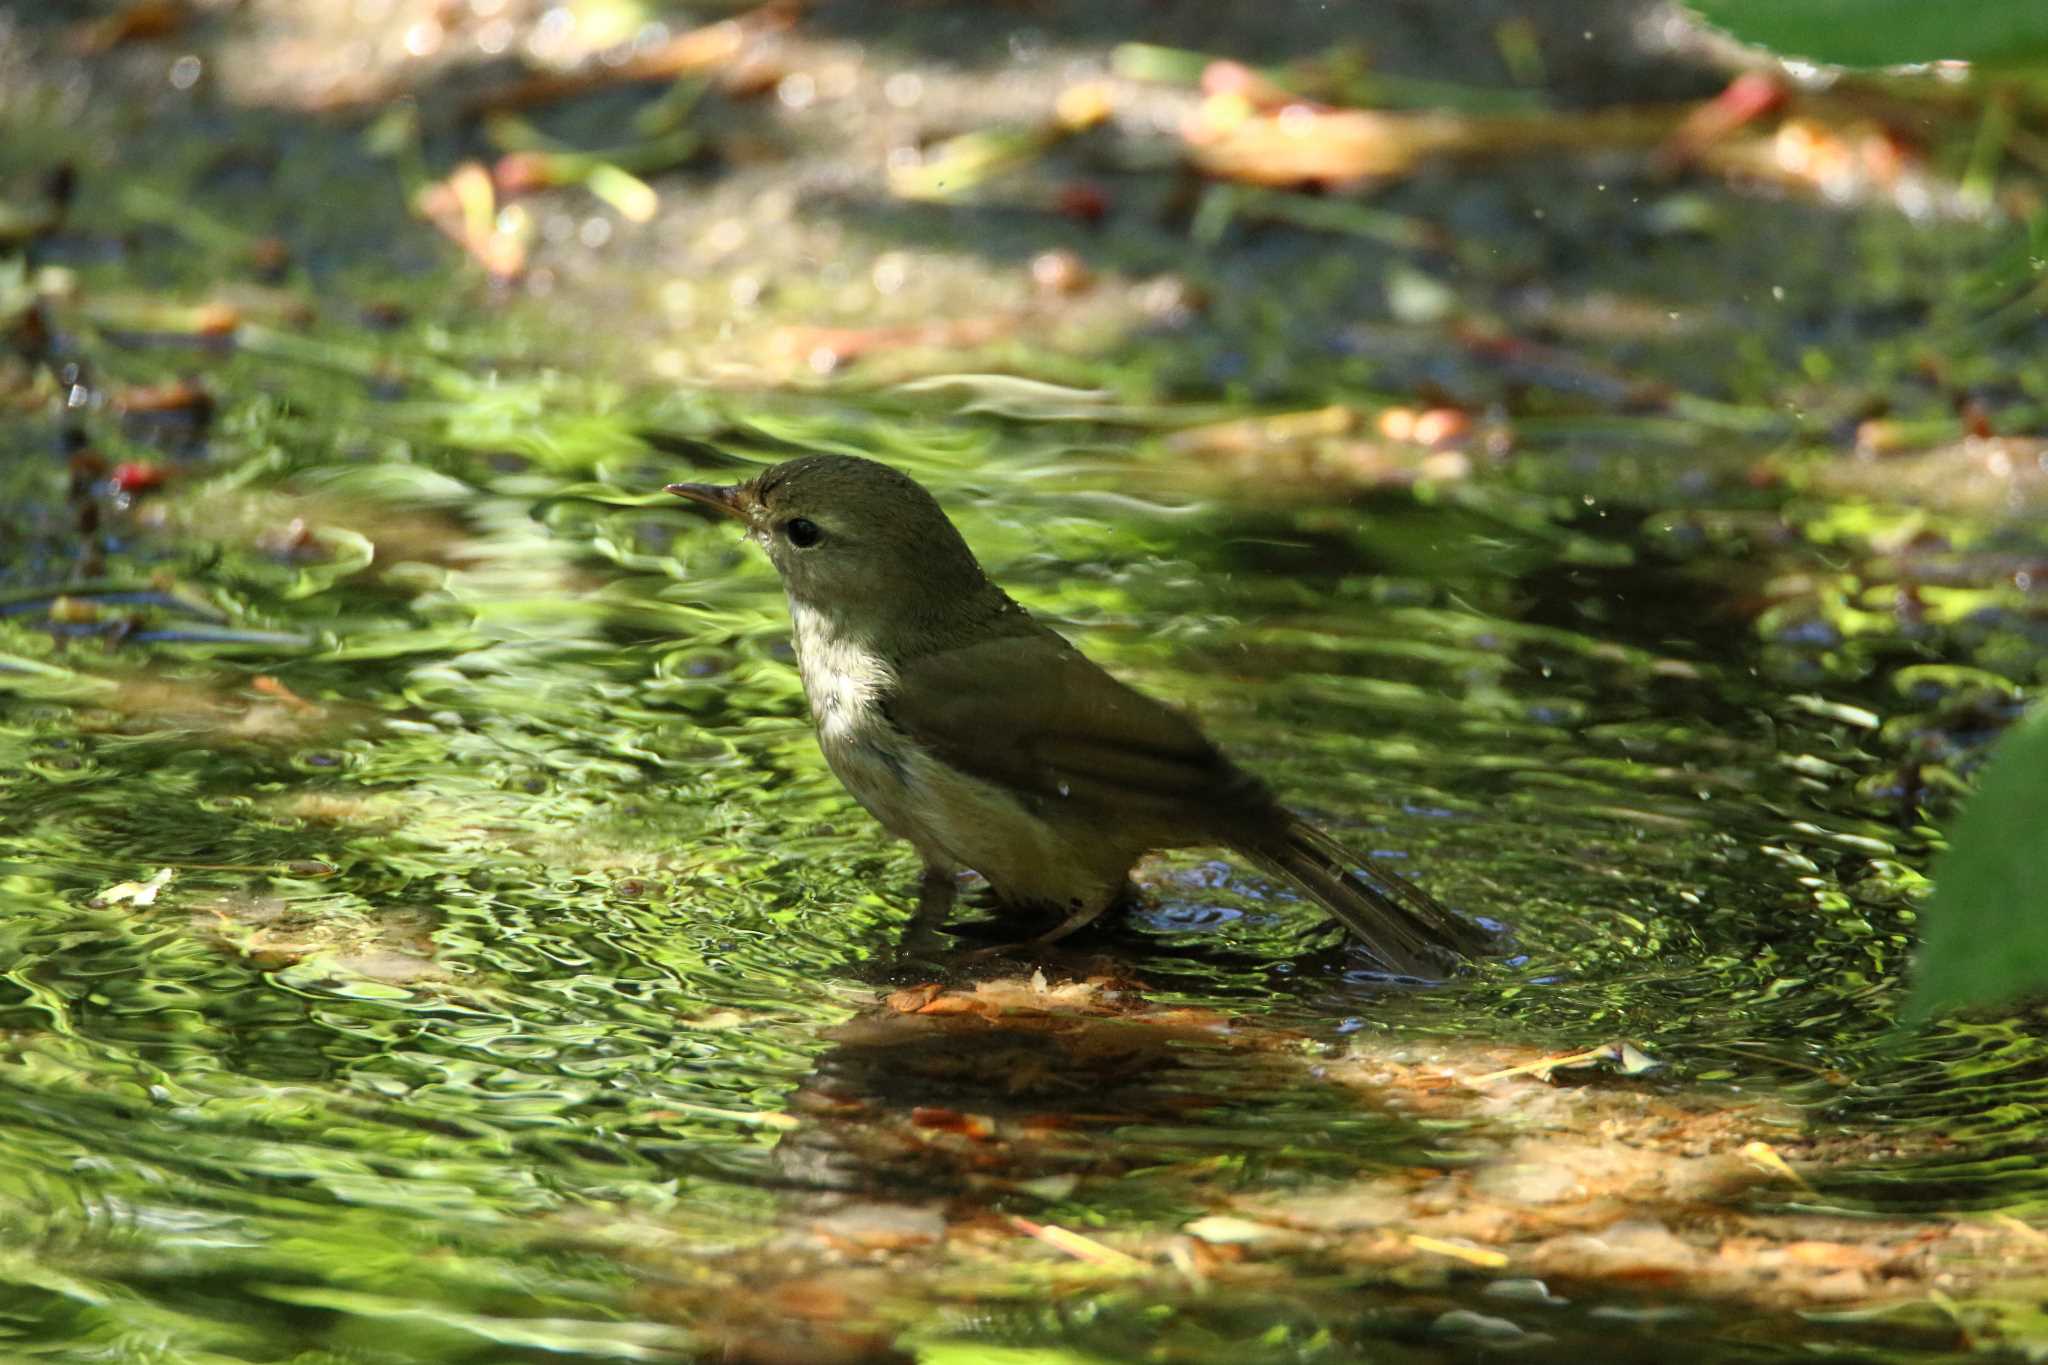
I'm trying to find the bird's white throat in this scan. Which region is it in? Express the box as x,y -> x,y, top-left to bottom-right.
787,595 -> 897,739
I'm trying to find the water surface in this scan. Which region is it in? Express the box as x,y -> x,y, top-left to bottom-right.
3,369 -> 2041,1361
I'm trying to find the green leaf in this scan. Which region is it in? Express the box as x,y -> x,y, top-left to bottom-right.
1906,704 -> 2048,1021
1687,0 -> 2048,68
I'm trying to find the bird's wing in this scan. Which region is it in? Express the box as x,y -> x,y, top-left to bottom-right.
883,633 -> 1270,823
890,631 -> 1491,973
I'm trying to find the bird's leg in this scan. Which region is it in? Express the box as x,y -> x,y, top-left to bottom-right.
1019,898 -> 1112,948
859,869 -> 962,983
901,867 -> 958,948
961,892 -> 1114,961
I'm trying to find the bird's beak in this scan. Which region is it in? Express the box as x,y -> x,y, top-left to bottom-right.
665,481 -> 749,521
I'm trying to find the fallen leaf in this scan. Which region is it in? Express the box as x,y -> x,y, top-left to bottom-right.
462,5 -> 791,115
773,317 -> 1021,374
884,983 -> 945,1014
909,1107 -> 997,1140
251,676 -> 321,714
414,162 -> 529,281
68,0 -> 189,55
1012,1215 -> 1146,1270
1657,71 -> 1787,169
1185,101 -> 1680,187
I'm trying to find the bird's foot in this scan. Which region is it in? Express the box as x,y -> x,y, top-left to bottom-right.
855,869 -> 977,984
955,895 -> 1112,962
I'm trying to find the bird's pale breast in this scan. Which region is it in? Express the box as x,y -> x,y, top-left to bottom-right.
789,598 -> 1128,913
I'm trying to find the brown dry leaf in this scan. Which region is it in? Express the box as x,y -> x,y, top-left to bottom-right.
884,983 -> 945,1014
633,1254 -> 911,1365
1165,405 -> 1360,457
414,162 -> 529,282
1029,249 -> 1092,296
1199,59 -> 1297,111
1185,99 -> 1680,186
251,675 -> 322,714
967,975 -> 1118,1016
112,378 -> 213,414
762,1271 -> 900,1324
82,297 -> 242,338
1656,71 -> 1787,169
1162,401 -> 1495,491
1280,1037 -> 2016,1309
1854,418 -> 1938,458
1769,1239 -> 1886,1271
1012,1215 -> 1147,1270
74,676 -> 360,745
772,316 -> 1022,375
914,993 -> 999,1019
68,0 -> 190,55
463,4 -> 792,115
763,1276 -> 858,1323
1409,407 -> 1471,448
1694,117 -> 1959,215
616,1012 -> 2048,1335
909,1106 -> 997,1140
881,974 -> 1161,1024
1185,100 -> 1470,183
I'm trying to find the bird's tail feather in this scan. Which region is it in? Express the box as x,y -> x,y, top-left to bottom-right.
1243,817 -> 1490,977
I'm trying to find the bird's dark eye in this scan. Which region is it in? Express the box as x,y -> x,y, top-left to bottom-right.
782,517 -> 823,548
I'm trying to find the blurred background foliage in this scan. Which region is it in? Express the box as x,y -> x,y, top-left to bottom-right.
1678,0 -> 2048,1021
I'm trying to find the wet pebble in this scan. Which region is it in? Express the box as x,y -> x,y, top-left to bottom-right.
1430,1309 -> 1536,1340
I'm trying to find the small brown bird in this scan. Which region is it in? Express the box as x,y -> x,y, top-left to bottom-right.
669,454 -> 1488,975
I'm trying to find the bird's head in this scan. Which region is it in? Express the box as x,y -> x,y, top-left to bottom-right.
667,454 -> 990,628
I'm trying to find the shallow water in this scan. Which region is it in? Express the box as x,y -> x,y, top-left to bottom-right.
2,347 -> 2043,1360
